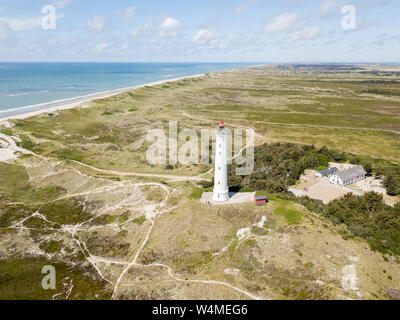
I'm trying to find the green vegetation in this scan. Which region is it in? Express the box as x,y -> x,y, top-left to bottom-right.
0,202 -> 35,228
228,141 -> 400,255
172,250 -> 214,273
39,198 -> 91,225
86,233 -> 130,258
293,192 -> 400,255
0,163 -> 66,203
102,110 -> 114,116
17,136 -> 35,151
264,216 -> 278,229
274,203 -> 303,225
146,189 -> 165,202
39,240 -> 63,254
52,148 -> 84,162
0,257 -> 111,300
227,238 -> 239,257
0,128 -> 13,136
251,226 -> 269,236
90,211 -> 131,226
229,142 -> 400,195
189,187 -> 205,199
384,170 -> 400,196
132,215 -> 146,225
362,89 -> 400,96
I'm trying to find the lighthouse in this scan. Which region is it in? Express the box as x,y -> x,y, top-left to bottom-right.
213,121 -> 229,202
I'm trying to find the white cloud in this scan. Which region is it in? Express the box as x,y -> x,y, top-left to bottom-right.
264,13 -> 303,34
288,26 -> 321,42
192,29 -> 217,44
160,17 -> 180,36
161,17 -> 180,30
319,0 -> 340,19
0,20 -> 11,39
95,42 -> 108,52
50,0 -> 74,9
88,15 -> 104,31
116,6 -> 135,19
234,0 -> 261,14
132,21 -> 153,37
0,16 -> 41,31
124,6 -> 135,18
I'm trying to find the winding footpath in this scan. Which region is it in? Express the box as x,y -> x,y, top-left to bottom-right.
0,136 -> 262,300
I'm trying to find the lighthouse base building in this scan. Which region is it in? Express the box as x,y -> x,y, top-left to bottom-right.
213,121 -> 229,202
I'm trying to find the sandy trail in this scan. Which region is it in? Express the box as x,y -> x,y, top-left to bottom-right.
0,132 -> 32,162
69,159 -> 209,182
0,117 -> 263,300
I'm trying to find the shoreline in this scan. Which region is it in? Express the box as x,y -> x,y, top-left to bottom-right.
0,73 -> 205,123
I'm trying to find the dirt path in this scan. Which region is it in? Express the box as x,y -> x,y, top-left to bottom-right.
0,126 -> 266,300
69,160 -> 209,182
1,152 -> 261,300
110,182 -> 261,300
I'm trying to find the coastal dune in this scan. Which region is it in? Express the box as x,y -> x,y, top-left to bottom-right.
0,73 -> 205,123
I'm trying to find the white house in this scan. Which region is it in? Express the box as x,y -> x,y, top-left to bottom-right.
329,166 -> 366,186
315,167 -> 338,178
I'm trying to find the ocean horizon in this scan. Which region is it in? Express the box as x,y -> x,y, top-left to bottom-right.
0,62 -> 258,118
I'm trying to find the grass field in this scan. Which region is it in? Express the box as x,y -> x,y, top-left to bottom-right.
8,64 -> 400,168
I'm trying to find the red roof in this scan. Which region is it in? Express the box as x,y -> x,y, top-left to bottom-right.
218,121 -> 225,128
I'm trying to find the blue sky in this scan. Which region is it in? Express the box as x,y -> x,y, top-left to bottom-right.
0,0 -> 399,62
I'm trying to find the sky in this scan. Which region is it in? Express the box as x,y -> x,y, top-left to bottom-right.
0,0 -> 399,62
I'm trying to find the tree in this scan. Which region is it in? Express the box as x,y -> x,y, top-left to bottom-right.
384,171 -> 400,196
350,157 -> 361,165
362,192 -> 383,213
364,163 -> 373,176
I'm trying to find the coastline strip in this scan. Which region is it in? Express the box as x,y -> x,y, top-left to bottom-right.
0,73 -> 205,122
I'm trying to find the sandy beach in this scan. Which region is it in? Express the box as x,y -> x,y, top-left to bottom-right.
0,73 -> 204,123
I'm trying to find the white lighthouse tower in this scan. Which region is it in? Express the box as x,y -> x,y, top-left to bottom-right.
213,121 -> 229,202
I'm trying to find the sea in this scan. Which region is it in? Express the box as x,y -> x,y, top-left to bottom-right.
0,62 -> 257,118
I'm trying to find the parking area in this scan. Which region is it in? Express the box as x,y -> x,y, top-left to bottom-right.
301,182 -> 358,204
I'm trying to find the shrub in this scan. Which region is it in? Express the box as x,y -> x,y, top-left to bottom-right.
19,137 -> 35,151
301,192 -> 400,255
132,215 -> 146,225
0,128 -> 13,136
197,180 -> 213,189
53,149 -> 84,162
384,170 -> 400,196
189,188 -> 204,199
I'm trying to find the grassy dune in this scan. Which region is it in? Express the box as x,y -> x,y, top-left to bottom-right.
10,65 -> 400,168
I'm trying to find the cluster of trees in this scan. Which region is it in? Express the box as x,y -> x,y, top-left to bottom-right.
226,142 -> 400,255
228,142 -> 399,196
292,193 -> 400,256
384,170 -> 400,196
228,143 -> 346,193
